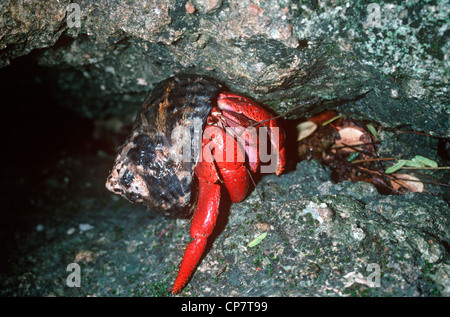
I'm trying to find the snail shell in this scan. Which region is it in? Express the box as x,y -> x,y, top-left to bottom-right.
106,74 -> 223,218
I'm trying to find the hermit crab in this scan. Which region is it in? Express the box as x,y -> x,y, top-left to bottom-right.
106,74 -> 286,294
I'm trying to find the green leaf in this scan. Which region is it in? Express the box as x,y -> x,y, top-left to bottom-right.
247,232 -> 268,248
347,152 -> 360,162
385,160 -> 407,174
405,157 -> 425,168
321,114 -> 346,126
413,155 -> 438,168
366,123 -> 378,138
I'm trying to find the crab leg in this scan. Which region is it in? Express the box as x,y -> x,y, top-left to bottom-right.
172,137 -> 222,295
172,126 -> 250,294
172,179 -> 221,294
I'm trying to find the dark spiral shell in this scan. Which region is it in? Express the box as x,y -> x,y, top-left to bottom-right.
106,74 -> 223,218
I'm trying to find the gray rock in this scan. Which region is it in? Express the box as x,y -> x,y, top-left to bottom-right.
1,158 -> 448,296
0,0 -> 448,136
193,0 -> 223,14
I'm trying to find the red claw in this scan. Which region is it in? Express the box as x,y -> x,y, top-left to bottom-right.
172,180 -> 220,294
172,92 -> 286,294
217,92 -> 286,175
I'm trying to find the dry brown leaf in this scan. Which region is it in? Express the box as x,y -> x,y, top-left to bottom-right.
297,121 -> 318,141
334,127 -> 365,152
391,174 -> 424,193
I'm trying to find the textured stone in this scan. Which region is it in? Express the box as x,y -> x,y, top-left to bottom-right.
0,0 -> 448,136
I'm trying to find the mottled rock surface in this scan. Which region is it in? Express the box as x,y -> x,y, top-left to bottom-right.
1,0 -> 448,136
0,158 -> 448,296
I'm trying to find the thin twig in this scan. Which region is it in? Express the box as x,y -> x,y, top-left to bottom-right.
216,265 -> 227,277
389,174 -> 450,188
401,167 -> 450,170
356,166 -> 402,194
392,129 -> 447,139
333,142 -> 380,156
357,166 -> 384,176
351,157 -> 396,164
408,171 -> 450,188
159,223 -> 175,240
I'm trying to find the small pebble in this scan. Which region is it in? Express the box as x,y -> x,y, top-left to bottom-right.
79,223 -> 94,232
390,89 -> 399,98
185,2 -> 196,14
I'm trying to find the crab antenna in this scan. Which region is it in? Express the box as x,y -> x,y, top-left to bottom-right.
247,168 -> 264,203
